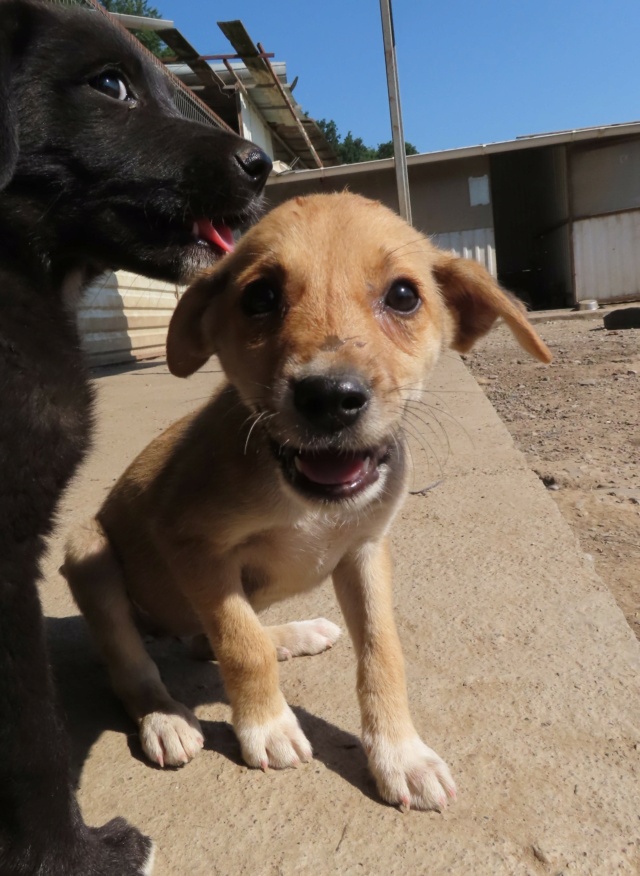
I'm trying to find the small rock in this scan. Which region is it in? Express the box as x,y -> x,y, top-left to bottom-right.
578,379 -> 597,386
532,844 -> 551,864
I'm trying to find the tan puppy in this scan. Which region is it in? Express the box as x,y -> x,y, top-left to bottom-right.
63,192 -> 551,812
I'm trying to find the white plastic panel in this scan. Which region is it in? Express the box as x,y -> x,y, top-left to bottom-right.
430,227 -> 497,277
573,211 -> 640,303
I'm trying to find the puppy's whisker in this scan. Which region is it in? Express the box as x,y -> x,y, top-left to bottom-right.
402,401 -> 452,455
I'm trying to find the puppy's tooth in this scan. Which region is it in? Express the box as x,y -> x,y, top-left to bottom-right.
293,455 -> 303,472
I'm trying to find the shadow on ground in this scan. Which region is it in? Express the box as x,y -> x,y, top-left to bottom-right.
46,615 -> 377,803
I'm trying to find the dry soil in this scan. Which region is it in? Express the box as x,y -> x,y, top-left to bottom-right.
465,312 -> 640,639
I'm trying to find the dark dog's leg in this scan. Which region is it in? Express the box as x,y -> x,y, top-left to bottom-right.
0,553 -> 154,875
0,292 -> 154,872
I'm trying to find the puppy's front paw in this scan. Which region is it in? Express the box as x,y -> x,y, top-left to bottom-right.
366,734 -> 457,812
236,702 -> 313,770
140,707 -> 204,768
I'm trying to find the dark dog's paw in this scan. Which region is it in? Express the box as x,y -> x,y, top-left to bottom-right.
88,817 -> 155,875
20,818 -> 155,876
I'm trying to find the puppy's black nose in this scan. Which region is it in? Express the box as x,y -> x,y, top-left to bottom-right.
235,143 -> 272,190
293,375 -> 370,432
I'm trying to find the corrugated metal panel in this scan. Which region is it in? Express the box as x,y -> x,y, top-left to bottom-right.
78,271 -> 181,366
430,227 -> 497,277
573,211 -> 640,303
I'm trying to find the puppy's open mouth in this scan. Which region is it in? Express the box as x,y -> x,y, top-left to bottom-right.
190,218 -> 235,256
272,443 -> 390,501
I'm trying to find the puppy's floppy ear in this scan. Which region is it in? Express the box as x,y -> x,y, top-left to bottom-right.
0,0 -> 33,191
166,270 -> 227,377
433,252 -> 552,363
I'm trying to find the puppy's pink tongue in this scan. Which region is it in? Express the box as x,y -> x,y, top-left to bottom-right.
295,450 -> 370,485
194,219 -> 235,253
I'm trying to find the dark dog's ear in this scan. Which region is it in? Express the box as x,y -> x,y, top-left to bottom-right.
0,0 -> 34,191
433,252 -> 552,363
166,270 -> 227,377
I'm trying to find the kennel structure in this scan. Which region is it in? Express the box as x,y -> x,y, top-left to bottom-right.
267,122 -> 640,312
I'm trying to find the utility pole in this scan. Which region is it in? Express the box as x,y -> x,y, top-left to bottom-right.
379,0 -> 411,223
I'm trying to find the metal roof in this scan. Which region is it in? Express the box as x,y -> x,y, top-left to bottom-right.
269,120 -> 640,184
157,19 -> 338,169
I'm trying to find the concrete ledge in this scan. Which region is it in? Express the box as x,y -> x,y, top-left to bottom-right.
42,354 -> 640,875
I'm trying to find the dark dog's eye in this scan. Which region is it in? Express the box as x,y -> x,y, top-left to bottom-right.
89,71 -> 133,102
241,280 -> 281,317
384,280 -> 421,314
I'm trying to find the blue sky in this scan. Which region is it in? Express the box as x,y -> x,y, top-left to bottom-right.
158,1 -> 640,154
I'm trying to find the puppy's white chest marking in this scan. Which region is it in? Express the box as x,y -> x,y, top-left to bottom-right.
240,513 -> 367,608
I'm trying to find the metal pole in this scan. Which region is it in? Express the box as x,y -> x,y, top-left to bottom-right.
379,0 -> 411,223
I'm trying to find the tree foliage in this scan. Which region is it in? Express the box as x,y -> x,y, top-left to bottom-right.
318,119 -> 418,164
99,0 -> 172,58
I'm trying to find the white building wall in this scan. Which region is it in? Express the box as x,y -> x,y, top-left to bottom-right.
77,271 -> 181,367
239,92 -> 274,157
430,227 -> 497,277
573,211 -> 640,303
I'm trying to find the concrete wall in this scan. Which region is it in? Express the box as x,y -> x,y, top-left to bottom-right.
266,156 -> 496,273
267,155 -> 493,238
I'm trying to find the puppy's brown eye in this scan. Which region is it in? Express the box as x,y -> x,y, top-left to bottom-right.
241,280 -> 280,317
384,280 -> 421,314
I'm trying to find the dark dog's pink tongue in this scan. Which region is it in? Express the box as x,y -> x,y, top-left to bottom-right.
295,450 -> 371,486
194,219 -> 235,253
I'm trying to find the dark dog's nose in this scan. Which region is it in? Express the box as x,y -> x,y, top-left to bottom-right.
235,144 -> 272,190
293,375 -> 370,432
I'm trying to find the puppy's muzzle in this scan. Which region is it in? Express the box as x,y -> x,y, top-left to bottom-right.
292,374 -> 370,434
268,373 -> 392,503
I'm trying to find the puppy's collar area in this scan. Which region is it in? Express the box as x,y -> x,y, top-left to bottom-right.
270,441 -> 391,501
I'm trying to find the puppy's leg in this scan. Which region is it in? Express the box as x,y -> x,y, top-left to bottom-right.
333,538 -> 457,812
64,520 -> 203,768
174,551 -> 312,770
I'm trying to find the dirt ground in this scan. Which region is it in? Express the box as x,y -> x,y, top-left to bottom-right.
465,312 -> 640,639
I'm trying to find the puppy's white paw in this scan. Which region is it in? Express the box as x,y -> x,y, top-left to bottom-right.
366,734 -> 457,811
236,702 -> 313,770
275,618 -> 341,660
140,707 -> 204,768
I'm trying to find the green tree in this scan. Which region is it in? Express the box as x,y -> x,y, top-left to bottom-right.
375,140 -> 418,159
317,119 -> 419,164
339,132 -> 377,164
317,118 -> 340,153
99,0 -> 172,58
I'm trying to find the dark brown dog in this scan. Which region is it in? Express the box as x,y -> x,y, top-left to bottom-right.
0,1 -> 270,872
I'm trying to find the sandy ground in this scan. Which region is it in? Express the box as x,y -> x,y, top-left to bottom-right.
38,346 -> 640,875
466,311 -> 640,640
